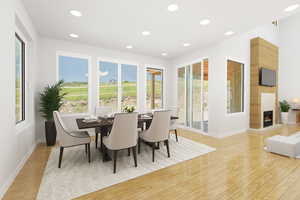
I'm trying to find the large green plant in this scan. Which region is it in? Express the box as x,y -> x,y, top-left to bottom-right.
280,100 -> 291,113
39,80 -> 67,121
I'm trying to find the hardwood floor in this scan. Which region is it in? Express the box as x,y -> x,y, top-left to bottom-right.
3,125 -> 300,200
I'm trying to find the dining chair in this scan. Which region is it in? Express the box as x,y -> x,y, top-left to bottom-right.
53,111 -> 91,168
95,106 -> 113,149
167,106 -> 179,142
138,110 -> 171,162
102,112 -> 138,173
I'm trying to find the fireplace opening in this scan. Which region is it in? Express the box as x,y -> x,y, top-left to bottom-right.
263,111 -> 273,128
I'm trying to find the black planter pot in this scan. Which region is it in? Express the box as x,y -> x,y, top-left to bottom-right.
45,120 -> 57,146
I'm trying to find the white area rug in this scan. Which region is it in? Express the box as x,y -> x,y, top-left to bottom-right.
37,136 -> 215,200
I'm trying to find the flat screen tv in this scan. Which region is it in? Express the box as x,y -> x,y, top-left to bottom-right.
259,68 -> 276,87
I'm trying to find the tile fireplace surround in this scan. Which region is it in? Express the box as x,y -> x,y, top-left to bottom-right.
261,93 -> 276,128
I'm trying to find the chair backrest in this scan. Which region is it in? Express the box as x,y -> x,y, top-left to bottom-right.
106,112 -> 138,150
53,111 -> 69,146
95,106 -> 113,117
60,113 -> 89,131
147,110 -> 171,141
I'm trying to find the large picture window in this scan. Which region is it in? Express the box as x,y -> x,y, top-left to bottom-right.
15,33 -> 25,123
99,61 -> 119,112
121,64 -> 137,108
98,61 -> 138,112
227,60 -> 244,113
146,68 -> 163,110
58,55 -> 89,113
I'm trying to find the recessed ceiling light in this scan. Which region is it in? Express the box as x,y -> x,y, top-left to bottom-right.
200,19 -> 211,26
284,4 -> 299,12
69,33 -> 79,38
183,43 -> 191,47
142,31 -> 151,36
162,52 -> 168,56
168,4 -> 179,12
70,10 -> 82,17
224,31 -> 234,36
126,45 -> 133,49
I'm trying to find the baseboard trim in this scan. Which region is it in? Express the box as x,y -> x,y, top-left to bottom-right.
248,124 -> 282,132
0,142 -> 37,199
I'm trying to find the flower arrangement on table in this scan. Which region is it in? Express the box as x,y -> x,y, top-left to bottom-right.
123,105 -> 136,113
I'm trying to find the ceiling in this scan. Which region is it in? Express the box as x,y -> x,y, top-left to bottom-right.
23,0 -> 300,59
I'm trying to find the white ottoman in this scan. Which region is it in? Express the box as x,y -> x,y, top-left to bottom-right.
265,133 -> 300,158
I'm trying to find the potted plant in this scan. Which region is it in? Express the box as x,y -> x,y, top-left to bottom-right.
123,105 -> 135,113
280,100 -> 291,124
39,80 -> 67,146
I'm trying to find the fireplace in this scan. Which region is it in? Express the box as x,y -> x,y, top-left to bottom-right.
263,111 -> 273,128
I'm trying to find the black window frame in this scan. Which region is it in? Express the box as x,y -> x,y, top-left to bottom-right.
15,33 -> 26,124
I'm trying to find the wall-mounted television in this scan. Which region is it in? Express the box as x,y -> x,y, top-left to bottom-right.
259,68 -> 276,87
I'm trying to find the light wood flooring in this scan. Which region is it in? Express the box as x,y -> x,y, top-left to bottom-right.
3,125 -> 300,200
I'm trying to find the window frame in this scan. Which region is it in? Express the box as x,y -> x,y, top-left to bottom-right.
56,51 -> 92,114
15,33 -> 26,124
226,58 -> 245,115
97,58 -> 139,112
145,66 -> 165,111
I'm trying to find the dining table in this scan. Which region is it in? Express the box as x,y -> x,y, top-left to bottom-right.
76,113 -> 179,162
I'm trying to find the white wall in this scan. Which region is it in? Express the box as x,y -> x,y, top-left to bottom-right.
0,0 -> 39,198
278,12 -> 300,102
169,24 -> 279,137
36,38 -> 171,142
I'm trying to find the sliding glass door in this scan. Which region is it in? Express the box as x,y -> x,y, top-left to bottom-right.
177,59 -> 209,132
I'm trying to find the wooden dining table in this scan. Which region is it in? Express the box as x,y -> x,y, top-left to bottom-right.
76,113 -> 178,162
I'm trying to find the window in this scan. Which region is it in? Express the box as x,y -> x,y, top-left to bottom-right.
98,61 -> 138,112
99,61 -> 118,112
146,67 -> 163,110
15,33 -> 25,123
58,55 -> 89,113
121,64 -> 137,109
227,60 -> 244,113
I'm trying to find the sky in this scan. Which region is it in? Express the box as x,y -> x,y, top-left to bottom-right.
58,56 -> 138,83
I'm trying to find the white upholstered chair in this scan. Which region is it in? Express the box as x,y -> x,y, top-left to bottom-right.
95,106 -> 113,148
167,106 -> 179,142
138,110 -> 171,162
102,112 -> 138,173
53,111 -> 91,168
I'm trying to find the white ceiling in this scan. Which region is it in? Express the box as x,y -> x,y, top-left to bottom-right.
23,0 -> 300,59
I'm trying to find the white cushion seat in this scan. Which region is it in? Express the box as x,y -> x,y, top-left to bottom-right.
265,132 -> 300,158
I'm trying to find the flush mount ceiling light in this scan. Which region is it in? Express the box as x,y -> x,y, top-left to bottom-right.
183,43 -> 191,47
284,4 -> 299,12
200,19 -> 211,26
168,4 -> 179,12
162,52 -> 168,56
70,10 -> 82,17
126,45 -> 133,49
224,31 -> 234,36
69,33 -> 79,38
142,31 -> 151,36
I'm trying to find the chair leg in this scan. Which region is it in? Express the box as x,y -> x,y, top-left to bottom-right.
58,147 -> 64,168
175,129 -> 178,142
157,142 -> 160,149
85,144 -> 87,155
138,138 -> 141,154
132,146 -> 137,167
128,148 -> 131,156
100,134 -> 103,150
113,150 -> 118,173
152,143 -> 155,162
87,143 -> 91,163
95,132 -> 98,149
165,140 -> 170,158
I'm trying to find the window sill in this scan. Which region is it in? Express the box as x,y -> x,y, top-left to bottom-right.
15,121 -> 32,135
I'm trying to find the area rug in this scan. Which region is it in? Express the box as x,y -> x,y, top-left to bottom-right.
37,136 -> 215,200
